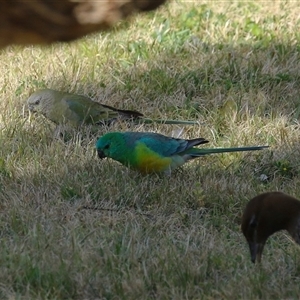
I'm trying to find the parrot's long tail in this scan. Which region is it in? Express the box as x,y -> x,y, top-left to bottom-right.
136,118 -> 201,125
190,145 -> 269,157
101,103 -> 144,119
101,105 -> 200,125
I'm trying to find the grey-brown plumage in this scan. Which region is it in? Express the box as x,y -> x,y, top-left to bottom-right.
27,89 -> 200,127
27,89 -> 143,127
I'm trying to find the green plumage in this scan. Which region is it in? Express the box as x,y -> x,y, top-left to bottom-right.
96,131 -> 269,174
27,89 -> 199,127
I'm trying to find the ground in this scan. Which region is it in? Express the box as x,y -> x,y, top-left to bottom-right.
0,1 -> 300,298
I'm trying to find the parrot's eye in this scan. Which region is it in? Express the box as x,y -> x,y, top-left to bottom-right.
35,100 -> 40,105
104,144 -> 110,150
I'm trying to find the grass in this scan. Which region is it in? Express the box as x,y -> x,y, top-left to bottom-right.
0,0 -> 300,298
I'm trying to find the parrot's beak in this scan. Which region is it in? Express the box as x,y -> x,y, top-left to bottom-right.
97,149 -> 106,159
28,104 -> 35,112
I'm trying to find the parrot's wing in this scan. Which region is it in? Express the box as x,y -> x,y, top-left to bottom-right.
64,95 -> 118,125
133,133 -> 189,157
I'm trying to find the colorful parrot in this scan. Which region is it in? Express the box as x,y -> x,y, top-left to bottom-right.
27,89 -> 199,127
96,131 -> 269,174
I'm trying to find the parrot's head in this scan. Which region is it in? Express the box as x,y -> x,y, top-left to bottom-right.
27,89 -> 56,115
96,132 -> 125,160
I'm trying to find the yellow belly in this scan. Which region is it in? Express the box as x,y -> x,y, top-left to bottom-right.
135,143 -> 172,174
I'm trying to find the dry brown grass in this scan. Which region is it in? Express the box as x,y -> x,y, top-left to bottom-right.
0,1 -> 300,298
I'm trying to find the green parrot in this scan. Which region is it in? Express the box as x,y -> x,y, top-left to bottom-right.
27,89 -> 199,127
96,131 -> 269,174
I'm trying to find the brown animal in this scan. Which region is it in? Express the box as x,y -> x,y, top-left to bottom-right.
241,191 -> 300,263
0,0 -> 167,48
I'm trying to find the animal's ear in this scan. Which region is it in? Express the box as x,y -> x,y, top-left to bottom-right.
249,215 -> 257,228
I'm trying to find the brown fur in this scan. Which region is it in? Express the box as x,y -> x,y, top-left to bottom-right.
241,192 -> 300,263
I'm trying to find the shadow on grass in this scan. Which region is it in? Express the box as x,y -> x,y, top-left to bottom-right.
2,3 -> 300,298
